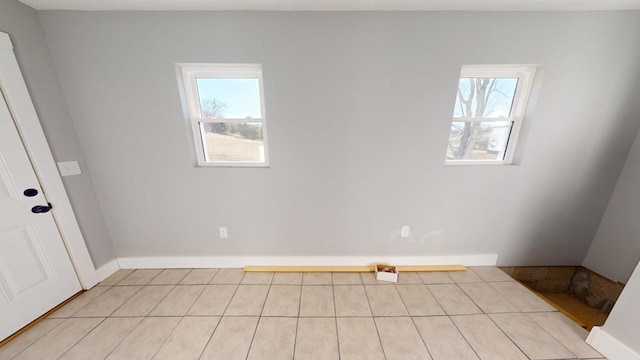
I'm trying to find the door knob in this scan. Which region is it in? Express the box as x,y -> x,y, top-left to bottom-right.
23,188 -> 39,197
31,204 -> 52,213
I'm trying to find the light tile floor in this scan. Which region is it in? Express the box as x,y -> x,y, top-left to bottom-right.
0,267 -> 606,360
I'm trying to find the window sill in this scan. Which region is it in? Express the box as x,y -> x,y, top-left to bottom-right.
444,160 -> 514,166
196,162 -> 270,168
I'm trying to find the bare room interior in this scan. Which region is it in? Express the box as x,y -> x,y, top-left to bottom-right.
1,0 -> 639,359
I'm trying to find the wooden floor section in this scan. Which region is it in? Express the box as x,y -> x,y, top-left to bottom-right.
540,292 -> 608,331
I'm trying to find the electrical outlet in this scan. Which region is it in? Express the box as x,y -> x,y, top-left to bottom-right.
219,227 -> 228,239
401,226 -> 410,238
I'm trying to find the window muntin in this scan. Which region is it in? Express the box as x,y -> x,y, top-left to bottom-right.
446,65 -> 536,165
179,64 -> 269,167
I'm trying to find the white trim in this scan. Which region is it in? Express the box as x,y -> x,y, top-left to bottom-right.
445,160 -> 511,166
0,32 -> 98,289
116,254 -> 498,269
95,259 -> 120,283
446,64 -> 537,165
16,0 -> 640,11
448,116 -> 518,123
587,326 -> 640,360
177,63 -> 270,168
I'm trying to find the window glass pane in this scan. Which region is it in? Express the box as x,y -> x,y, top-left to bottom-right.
196,78 -> 262,119
447,121 -> 512,161
201,122 -> 265,162
453,78 -> 518,118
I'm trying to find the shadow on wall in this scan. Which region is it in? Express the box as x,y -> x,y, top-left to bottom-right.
501,58 -> 640,266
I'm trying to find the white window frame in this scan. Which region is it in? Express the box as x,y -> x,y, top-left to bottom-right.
177,63 -> 270,167
445,64 -> 537,166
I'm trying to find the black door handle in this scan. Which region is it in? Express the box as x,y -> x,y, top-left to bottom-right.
31,204 -> 52,213
23,188 -> 39,197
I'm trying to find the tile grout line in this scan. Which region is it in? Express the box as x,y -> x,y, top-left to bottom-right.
452,282 -> 485,315
407,315 -> 436,360
196,274 -> 245,360
484,312 -> 534,360
146,316 -> 182,360
173,284 -> 208,317
5,319 -> 66,360
450,273 -> 532,359
362,283 -> 388,360
118,269 -> 164,286
243,271 -> 271,360
55,286 -> 114,318
137,284 -> 178,317
331,278 -> 342,360
54,317 -> 108,359
393,281 -> 436,360
174,268 -> 193,284
95,269 -> 131,287
97,276 -> 174,360
488,281 -> 528,313
177,268 -> 197,285
196,284 -> 239,316
418,271 -> 455,286
99,317 -> 146,360
489,281 -> 560,314
221,271 -> 247,317
447,314 -> 485,360
424,284 -> 451,316
149,274 -> 209,360
203,268 -> 220,285
55,312 -> 547,319
420,284 -> 447,315
93,283 -> 147,319
512,312 -> 580,359
47,285 -> 114,319
149,268 -> 192,286
10,317 -> 104,360
523,312 -> 597,359
291,280 -> 303,359
440,272 -> 489,360
195,317 -> 223,360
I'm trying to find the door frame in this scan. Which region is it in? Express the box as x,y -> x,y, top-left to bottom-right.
0,32 -> 98,289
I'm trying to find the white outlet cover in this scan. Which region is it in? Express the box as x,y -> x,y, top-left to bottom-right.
57,161 -> 82,177
401,226 -> 410,237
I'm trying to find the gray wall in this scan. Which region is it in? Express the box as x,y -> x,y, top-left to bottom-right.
583,128 -> 640,283
598,262 -> 640,354
0,0 -> 116,267
38,11 -> 640,264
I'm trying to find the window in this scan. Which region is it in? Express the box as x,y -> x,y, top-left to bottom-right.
445,65 -> 536,165
178,63 -> 269,167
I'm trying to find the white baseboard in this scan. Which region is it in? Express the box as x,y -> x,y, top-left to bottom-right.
95,258 -> 120,283
587,326 -> 640,360
116,254 -> 498,269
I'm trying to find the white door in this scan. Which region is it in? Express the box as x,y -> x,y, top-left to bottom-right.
0,88 -> 81,341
